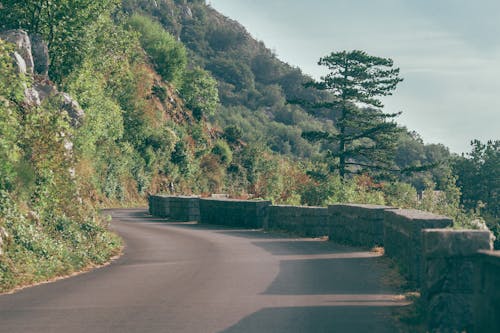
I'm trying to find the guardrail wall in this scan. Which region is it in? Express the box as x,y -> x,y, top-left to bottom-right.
148,195 -> 497,332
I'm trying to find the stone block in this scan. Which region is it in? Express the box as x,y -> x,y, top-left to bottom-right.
422,229 -> 492,258
199,198 -> 271,228
474,250 -> 500,333
328,204 -> 388,247
427,293 -> 474,333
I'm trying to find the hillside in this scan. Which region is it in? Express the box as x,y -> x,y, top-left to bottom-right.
0,0 -> 497,292
123,0 -> 339,159
122,0 -> 457,188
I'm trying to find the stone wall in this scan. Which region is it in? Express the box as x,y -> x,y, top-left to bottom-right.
147,195 -> 500,332
148,195 -> 170,217
268,205 -> 329,237
328,204 -> 389,247
422,229 -> 492,332
199,198 -> 271,228
474,250 -> 500,333
383,209 -> 452,287
169,196 -> 200,222
148,195 -> 199,221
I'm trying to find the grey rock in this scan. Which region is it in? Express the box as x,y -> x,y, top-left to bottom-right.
181,6 -> 193,19
0,227 -> 8,256
0,30 -> 34,75
24,87 -> 41,106
32,80 -> 56,101
12,51 -> 27,74
30,34 -> 50,77
60,92 -> 84,127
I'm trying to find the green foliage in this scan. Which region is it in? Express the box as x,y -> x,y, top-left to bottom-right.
223,125 -> 243,144
0,91 -> 121,292
171,140 -> 191,176
67,62 -> 124,156
206,56 -> 255,92
394,130 -> 452,191
207,23 -> 245,51
0,0 -> 120,82
211,140 -> 232,166
127,14 -> 187,84
383,182 -> 418,208
0,40 -> 24,191
453,140 -> 499,247
180,66 -> 219,120
453,140 -> 499,215
0,191 -> 121,292
297,50 -> 404,178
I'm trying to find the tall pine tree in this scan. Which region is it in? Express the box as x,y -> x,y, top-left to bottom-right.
296,50 -> 404,178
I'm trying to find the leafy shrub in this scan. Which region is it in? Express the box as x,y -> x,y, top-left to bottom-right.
180,66 -> 219,120
211,140 -> 232,166
383,182 -> 418,208
0,40 -> 24,192
127,14 -> 187,84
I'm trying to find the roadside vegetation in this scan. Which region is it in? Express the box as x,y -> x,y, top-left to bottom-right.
0,0 -> 498,291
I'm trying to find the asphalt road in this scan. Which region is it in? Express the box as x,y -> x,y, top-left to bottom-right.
0,208 -> 410,332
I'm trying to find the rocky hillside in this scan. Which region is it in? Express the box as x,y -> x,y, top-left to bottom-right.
0,30 -> 121,292
0,30 -> 84,123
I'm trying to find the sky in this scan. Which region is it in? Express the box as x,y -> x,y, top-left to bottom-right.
209,0 -> 500,154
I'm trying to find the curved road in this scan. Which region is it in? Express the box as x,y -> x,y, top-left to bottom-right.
0,208 -> 409,332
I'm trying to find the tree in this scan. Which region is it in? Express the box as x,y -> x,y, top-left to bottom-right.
453,140 -> 499,220
0,0 -> 119,82
180,66 -> 219,120
126,14 -> 187,85
294,50 -> 403,178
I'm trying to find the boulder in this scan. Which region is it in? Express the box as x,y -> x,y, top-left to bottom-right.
0,227 -> 8,256
181,6 -> 193,19
0,30 -> 34,75
1,30 -> 84,126
24,87 -> 41,106
30,34 -> 50,77
12,51 -> 28,74
60,92 -> 84,127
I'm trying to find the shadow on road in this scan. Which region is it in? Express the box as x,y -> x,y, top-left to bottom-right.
111,209 -> 410,332
220,306 -> 400,333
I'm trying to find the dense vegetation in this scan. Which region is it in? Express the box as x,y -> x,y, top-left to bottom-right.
0,0 -> 498,291
0,37 -> 121,291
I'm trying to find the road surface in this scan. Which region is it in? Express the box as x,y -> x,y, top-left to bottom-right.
0,208 -> 410,332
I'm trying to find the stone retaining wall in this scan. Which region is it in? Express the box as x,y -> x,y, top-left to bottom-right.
148,195 -> 169,217
148,195 -> 199,221
474,250 -> 500,333
383,209 -> 452,287
421,229 -> 492,332
268,205 -> 329,237
328,204 -> 389,247
148,195 -> 499,331
199,198 -> 271,228
169,196 -> 200,221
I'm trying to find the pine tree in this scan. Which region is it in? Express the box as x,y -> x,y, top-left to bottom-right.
295,50 -> 404,178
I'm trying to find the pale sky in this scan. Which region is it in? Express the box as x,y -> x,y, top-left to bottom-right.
209,0 -> 500,154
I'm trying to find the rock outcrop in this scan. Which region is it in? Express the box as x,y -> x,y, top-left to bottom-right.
30,33 -> 50,77
0,227 -> 8,256
0,29 -> 34,75
0,29 -> 83,126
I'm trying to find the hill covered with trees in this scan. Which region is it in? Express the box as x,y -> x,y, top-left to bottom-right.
0,0 -> 498,290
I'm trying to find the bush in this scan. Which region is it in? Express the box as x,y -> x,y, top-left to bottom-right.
212,140 -> 232,166
180,66 -> 219,120
127,14 -> 187,84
